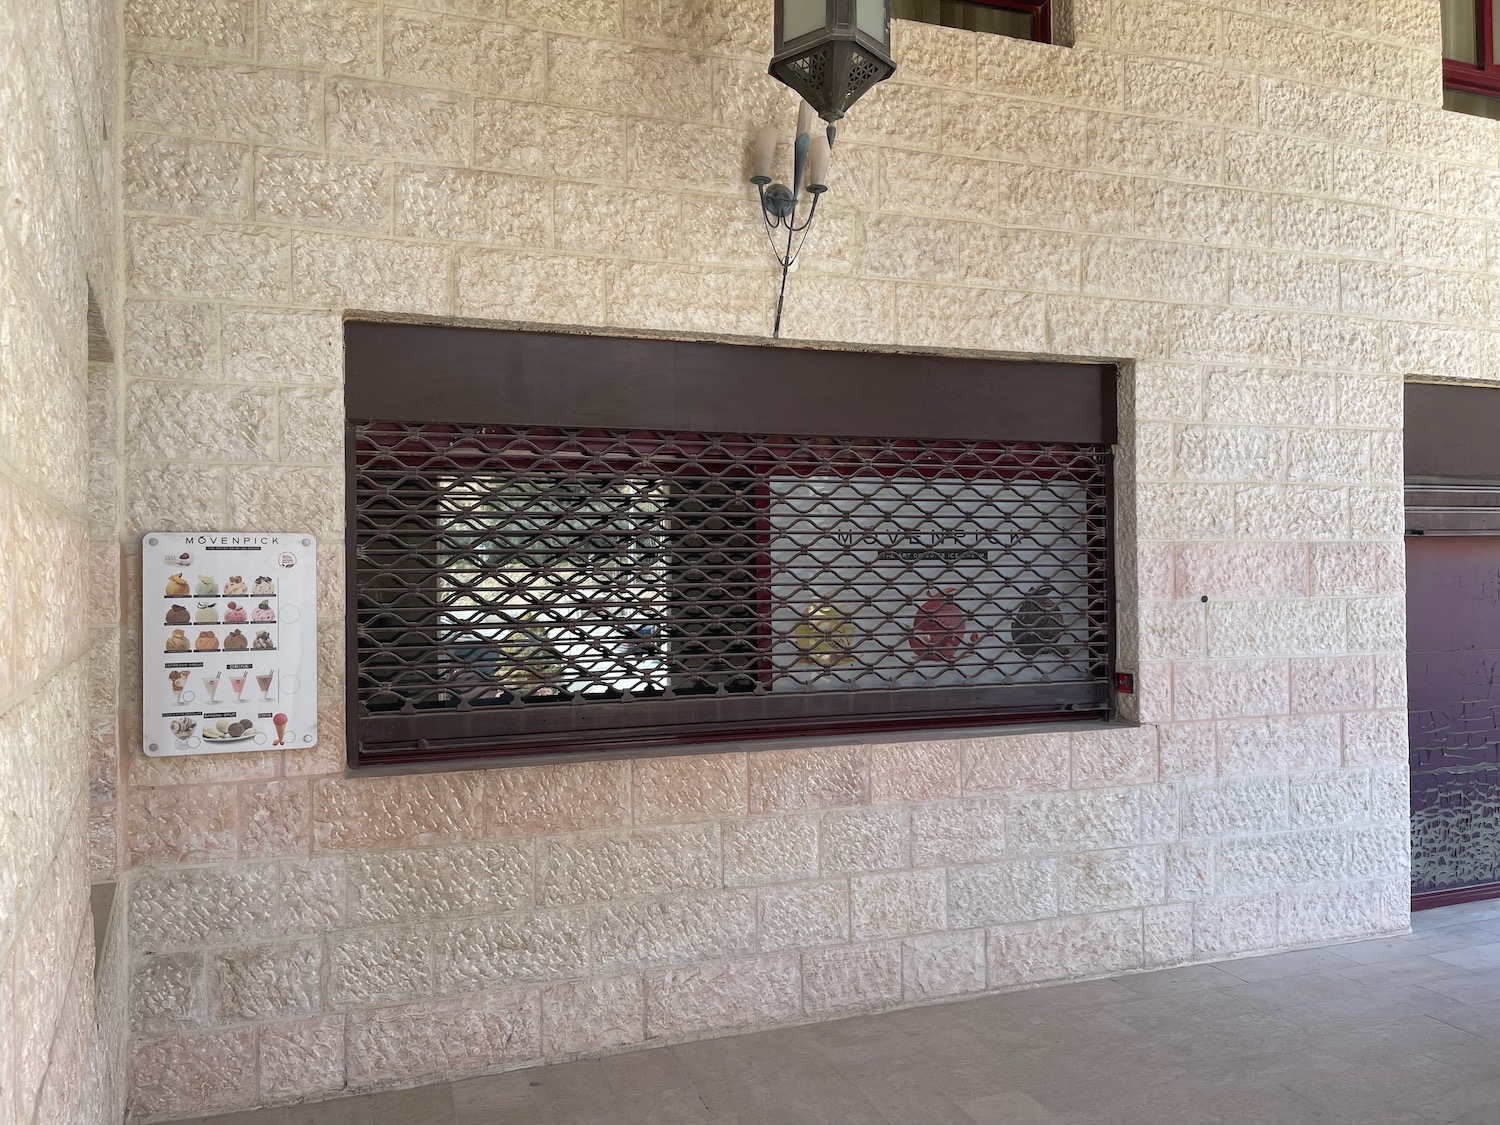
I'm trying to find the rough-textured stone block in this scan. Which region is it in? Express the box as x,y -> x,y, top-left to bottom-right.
541,976 -> 644,1057
1208,598 -> 1346,659
313,773 -> 482,851
1010,789 -> 1139,854
821,808 -> 909,874
911,799 -> 1006,866
383,8 -> 542,97
1084,236 -> 1225,303
1343,709 -> 1407,765
646,955 -> 800,1037
349,842 -> 531,924
395,166 -> 549,247
947,859 -> 1056,928
1071,726 -> 1158,788
130,952 -> 205,1033
748,746 -> 867,813
961,734 -> 1069,794
1289,770 -> 1371,829
591,891 -> 756,972
1182,776 -> 1288,839
122,135 -> 250,219
209,939 -> 320,1022
126,216 -> 287,302
1057,847 -> 1165,914
723,815 -> 819,886
238,779 -> 310,859
850,870 -> 945,940
485,760 -> 629,837
632,754 -> 747,826
757,879 -> 849,950
125,0 -> 253,56
124,300 -> 216,383
434,909 -> 590,992
126,783 -> 238,865
987,911 -> 1143,987
474,98 -> 626,181
260,0 -> 378,74
129,1029 -> 256,1118
221,308 -> 340,384
327,925 -> 431,1007
290,231 -> 449,313
125,380 -> 274,462
1218,714 -> 1341,775
546,34 -> 710,120
1172,659 -> 1290,721
1216,829 -> 1350,895
1278,881 -> 1384,947
255,150 -> 389,232
326,78 -> 469,163
941,91 -> 1088,164
868,740 -> 960,804
279,857 -> 346,934
347,990 -> 541,1086
605,262 -> 766,337
1193,893 -> 1278,955
802,942 -> 902,1014
454,249 -> 609,326
893,283 -> 1048,353
258,1014 -> 346,1101
537,824 -> 719,906
902,930 -> 986,999
126,57 -> 320,145
277,386 -> 341,463
130,863 -> 279,951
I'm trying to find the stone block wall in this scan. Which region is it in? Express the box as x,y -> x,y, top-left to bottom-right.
1,0 -> 125,1121
113,0 -> 1477,1116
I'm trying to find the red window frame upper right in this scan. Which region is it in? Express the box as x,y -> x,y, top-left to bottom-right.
1445,0 -> 1500,99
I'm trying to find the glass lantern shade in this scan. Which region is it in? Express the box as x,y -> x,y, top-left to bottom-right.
769,0 -> 896,123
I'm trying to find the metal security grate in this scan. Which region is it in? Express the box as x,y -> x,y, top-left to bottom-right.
350,421 -> 1113,763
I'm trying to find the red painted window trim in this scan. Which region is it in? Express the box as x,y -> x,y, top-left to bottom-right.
1445,0 -> 1500,99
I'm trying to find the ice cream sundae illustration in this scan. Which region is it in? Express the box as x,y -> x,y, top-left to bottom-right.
223,629 -> 248,651
252,600 -> 275,623
165,629 -> 190,653
229,671 -> 248,702
170,716 -> 196,741
252,630 -> 275,651
195,575 -> 219,597
203,670 -> 222,703
223,575 -> 248,596
194,601 -> 219,624
165,604 -> 189,625
253,576 -> 275,596
223,601 -> 248,623
908,588 -> 972,664
273,713 -> 288,745
194,630 -> 219,652
165,573 -> 190,597
256,671 -> 274,701
168,669 -> 191,703
792,601 -> 856,668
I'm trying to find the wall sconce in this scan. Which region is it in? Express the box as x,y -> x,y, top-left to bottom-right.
769,0 -> 895,133
752,102 -> 832,339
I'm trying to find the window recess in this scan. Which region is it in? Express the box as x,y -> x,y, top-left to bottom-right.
892,0 -> 1051,42
345,324 -> 1118,768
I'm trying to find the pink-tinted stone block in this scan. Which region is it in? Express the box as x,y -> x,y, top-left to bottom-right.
869,740 -> 960,803
1173,658 -> 1290,721
313,772 -> 483,850
645,954 -> 800,1036
631,753 -> 747,825
1157,721 -> 1216,780
961,734 -> 1069,795
240,779 -> 312,859
126,783 -> 239,866
1070,725 -> 1158,787
258,1015 -> 347,1101
748,745 -> 869,813
802,942 -> 902,1014
1217,714 -> 1340,775
987,910 -> 1144,987
902,930 -> 986,1000
541,975 -> 645,1056
1174,542 -> 1309,599
1290,655 -> 1375,714
485,760 -> 629,837
347,990 -> 542,1086
1144,903 -> 1194,965
129,1029 -> 257,1119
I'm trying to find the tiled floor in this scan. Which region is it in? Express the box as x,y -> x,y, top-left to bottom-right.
178,900 -> 1500,1125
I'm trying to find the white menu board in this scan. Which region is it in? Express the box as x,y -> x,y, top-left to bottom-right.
143,531 -> 318,756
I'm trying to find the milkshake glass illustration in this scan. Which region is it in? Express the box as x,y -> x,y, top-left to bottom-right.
203,671 -> 221,702
229,672 -> 248,702
256,671 -> 274,701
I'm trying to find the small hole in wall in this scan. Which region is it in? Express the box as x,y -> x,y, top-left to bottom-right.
86,281 -> 112,363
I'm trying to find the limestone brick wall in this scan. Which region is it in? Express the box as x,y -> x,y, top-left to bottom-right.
1,0 -> 125,1120
113,0 -> 1474,1117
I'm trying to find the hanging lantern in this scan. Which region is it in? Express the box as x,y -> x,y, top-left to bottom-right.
769,0 -> 896,126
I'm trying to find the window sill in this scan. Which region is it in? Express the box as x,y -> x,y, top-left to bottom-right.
344,714 -> 1132,777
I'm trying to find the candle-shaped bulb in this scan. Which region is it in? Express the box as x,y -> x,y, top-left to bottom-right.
796,100 -> 815,140
807,132 -> 831,192
752,125 -> 778,182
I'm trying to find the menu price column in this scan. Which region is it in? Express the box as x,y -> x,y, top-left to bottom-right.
143,531 -> 319,756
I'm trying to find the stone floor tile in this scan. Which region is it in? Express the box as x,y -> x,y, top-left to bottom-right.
959,1090 -> 1058,1124
1215,946 -> 1359,982
1431,941 -> 1500,972
1110,962 -> 1244,997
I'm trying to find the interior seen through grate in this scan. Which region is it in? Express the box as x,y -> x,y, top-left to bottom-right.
351,422 -> 1113,761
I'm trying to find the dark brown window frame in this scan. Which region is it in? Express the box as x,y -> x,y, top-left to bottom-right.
893,0 -> 1051,42
345,323 -> 1118,770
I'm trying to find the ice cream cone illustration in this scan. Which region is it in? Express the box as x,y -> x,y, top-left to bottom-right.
273,713 -> 288,746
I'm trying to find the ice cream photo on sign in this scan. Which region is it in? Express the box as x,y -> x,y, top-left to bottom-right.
256,671 -> 274,701
203,670 -> 221,702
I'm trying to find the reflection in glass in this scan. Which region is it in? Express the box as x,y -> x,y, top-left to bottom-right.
1443,0 -> 1480,63
891,0 -> 1035,39
783,0 -> 826,42
1445,87 -> 1500,118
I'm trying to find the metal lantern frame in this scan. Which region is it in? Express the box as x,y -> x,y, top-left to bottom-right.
769,0 -> 896,125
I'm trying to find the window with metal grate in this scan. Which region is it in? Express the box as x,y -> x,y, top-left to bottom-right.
344,324 -> 1118,767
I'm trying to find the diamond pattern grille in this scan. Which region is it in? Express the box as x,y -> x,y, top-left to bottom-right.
351,421 -> 1113,759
